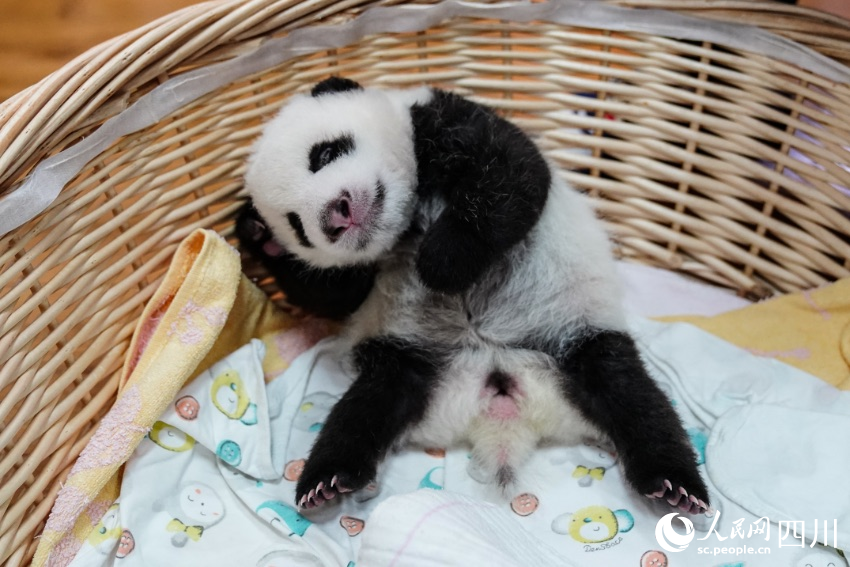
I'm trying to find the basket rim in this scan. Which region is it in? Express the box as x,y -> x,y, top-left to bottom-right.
3,0 -> 850,239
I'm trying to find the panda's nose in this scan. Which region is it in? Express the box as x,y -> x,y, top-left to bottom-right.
321,193 -> 352,242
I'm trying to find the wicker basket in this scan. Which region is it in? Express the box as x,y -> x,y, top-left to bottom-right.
2,0 -> 850,565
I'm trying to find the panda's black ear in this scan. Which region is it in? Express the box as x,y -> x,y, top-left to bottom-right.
311,76 -> 363,97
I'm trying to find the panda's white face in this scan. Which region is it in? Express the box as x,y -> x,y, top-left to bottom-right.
245,86 -> 427,268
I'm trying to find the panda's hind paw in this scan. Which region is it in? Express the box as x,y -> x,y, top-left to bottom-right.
297,474 -> 360,509
296,449 -> 374,510
645,479 -> 711,515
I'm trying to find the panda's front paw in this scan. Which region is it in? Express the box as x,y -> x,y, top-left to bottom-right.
295,454 -> 375,510
416,214 -> 494,294
235,201 -> 288,260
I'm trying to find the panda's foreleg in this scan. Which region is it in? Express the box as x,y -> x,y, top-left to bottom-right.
414,179 -> 548,295
413,93 -> 551,295
553,329 -> 711,515
295,336 -> 444,509
235,201 -> 376,319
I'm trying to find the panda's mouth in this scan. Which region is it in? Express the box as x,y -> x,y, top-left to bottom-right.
321,182 -> 385,249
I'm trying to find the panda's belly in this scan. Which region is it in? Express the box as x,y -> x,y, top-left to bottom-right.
346,232 -> 599,473
350,248 -> 574,347
406,344 -> 594,454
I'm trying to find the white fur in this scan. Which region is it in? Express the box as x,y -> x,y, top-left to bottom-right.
353,176 -> 623,481
247,85 -> 628,486
245,86 -> 431,267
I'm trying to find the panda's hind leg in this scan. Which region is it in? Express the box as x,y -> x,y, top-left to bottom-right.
549,329 -> 711,515
296,336 -> 444,509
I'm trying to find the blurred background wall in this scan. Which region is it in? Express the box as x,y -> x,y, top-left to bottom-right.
800,0 -> 850,19
0,0 -> 848,102
0,0 -> 196,101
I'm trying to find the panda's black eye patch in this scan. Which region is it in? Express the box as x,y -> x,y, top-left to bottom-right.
286,212 -> 314,248
309,135 -> 354,173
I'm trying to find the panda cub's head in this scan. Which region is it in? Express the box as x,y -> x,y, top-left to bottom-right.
245,77 -> 429,268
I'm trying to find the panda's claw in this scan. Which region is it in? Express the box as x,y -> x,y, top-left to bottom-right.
681,495 -> 700,513
667,486 -> 689,506
296,471 -> 362,509
645,479 -> 710,515
666,491 -> 682,507
647,479 -> 671,499
679,495 -> 696,513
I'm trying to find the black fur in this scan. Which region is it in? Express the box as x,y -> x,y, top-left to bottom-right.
485,371 -> 515,396
551,329 -> 709,504
295,337 -> 445,503
235,202 -> 375,319
286,212 -> 313,248
241,80 -> 708,513
410,89 -> 550,294
308,134 -> 355,173
311,77 -> 362,97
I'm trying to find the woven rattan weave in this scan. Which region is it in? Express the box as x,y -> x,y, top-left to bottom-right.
1,1 -> 849,565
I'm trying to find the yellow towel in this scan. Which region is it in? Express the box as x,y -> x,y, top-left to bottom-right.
34,230 -> 315,567
663,278 -> 850,390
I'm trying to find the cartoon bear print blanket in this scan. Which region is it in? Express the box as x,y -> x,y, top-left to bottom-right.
66,318 -> 849,567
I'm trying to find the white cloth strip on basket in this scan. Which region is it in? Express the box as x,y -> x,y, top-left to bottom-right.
3,0 -> 850,236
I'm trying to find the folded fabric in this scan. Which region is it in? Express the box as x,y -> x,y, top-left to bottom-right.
66,339 -> 349,567
635,317 -> 850,549
665,278 -> 850,389
616,262 -> 750,318
358,490 -> 573,567
34,230 -> 317,567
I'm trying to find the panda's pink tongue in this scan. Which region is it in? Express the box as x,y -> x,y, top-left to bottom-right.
262,240 -> 285,257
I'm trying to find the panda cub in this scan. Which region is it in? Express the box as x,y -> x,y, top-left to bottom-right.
238,76 -> 710,515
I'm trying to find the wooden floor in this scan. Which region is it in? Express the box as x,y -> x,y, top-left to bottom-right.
0,0 -> 197,102
1,0 -> 849,102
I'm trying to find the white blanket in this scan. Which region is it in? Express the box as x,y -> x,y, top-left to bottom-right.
66,265 -> 847,567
